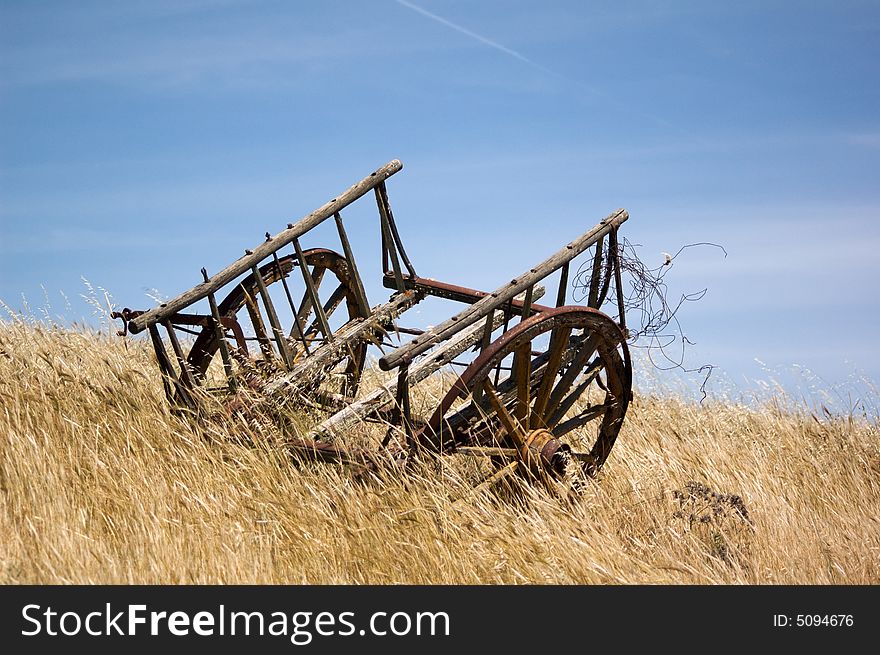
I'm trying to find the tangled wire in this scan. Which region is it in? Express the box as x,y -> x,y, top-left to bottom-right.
572,235 -> 727,400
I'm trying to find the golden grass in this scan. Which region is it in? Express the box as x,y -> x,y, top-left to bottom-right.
1,320 -> 878,584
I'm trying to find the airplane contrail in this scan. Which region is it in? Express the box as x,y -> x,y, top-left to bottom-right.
395,0 -> 683,134
394,0 -> 561,79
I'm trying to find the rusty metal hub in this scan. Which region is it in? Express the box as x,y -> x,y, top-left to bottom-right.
519,428 -> 571,479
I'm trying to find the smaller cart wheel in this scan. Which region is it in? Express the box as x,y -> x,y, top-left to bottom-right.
187,248 -> 370,402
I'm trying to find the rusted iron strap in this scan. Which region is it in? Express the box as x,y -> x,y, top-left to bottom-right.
128,160 -> 403,334
382,274 -> 552,313
379,208 -> 629,371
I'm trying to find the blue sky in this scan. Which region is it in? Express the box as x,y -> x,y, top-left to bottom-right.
1,0 -> 879,405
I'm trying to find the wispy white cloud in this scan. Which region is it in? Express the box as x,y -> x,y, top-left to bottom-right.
394,0 -> 562,79
1,3 -> 449,90
5,2 -> 577,91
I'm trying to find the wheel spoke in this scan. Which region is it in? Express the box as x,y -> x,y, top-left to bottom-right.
302,283 -> 348,343
553,402 -> 610,437
512,341 -> 532,430
546,357 -> 604,428
441,332 -> 589,438
543,335 -> 598,422
482,379 -> 526,447
322,283 -> 349,320
472,460 -> 519,493
291,266 -> 327,338
241,286 -> 275,361
530,326 -> 572,427
452,460 -> 519,508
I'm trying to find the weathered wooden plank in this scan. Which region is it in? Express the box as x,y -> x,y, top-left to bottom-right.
378,208 -> 629,371
263,289 -> 422,397
129,160 -> 403,333
588,235 -> 604,308
203,269 -> 236,391
555,261 -> 569,308
304,306 -> 511,441
334,212 -> 370,318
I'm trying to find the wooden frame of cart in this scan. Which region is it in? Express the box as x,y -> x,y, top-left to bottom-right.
114,160 -> 633,486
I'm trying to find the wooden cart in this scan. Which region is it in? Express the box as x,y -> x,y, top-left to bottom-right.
114,160 -> 632,487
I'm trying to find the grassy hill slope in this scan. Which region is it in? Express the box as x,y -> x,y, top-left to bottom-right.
1,322 -> 877,584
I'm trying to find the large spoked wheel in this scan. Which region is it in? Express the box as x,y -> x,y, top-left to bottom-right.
424,306 -> 631,479
187,248 -> 370,400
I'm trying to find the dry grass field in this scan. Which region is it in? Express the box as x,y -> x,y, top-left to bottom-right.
1,319 -> 878,584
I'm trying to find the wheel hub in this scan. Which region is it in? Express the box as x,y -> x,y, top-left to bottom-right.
519,428 -> 571,479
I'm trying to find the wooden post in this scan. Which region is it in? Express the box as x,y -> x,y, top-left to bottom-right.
556,261 -> 569,307
376,186 -> 405,292
398,364 -> 413,442
520,284 -> 534,320
376,181 -> 417,278
148,325 -> 175,404
588,236 -> 604,308
382,364 -> 413,449
241,286 -> 275,361
494,299 -> 515,387
203,268 -> 236,392
162,319 -> 196,390
251,264 -> 293,369
333,212 -> 371,318
472,312 -> 497,407
292,238 -> 333,343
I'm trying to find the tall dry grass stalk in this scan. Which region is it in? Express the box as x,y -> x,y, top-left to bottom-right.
1,320 -> 877,584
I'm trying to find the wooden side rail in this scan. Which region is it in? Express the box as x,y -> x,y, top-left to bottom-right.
378,208 -> 629,371
128,160 -> 403,334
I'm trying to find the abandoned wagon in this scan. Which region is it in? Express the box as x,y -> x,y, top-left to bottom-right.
114,160 -> 632,490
